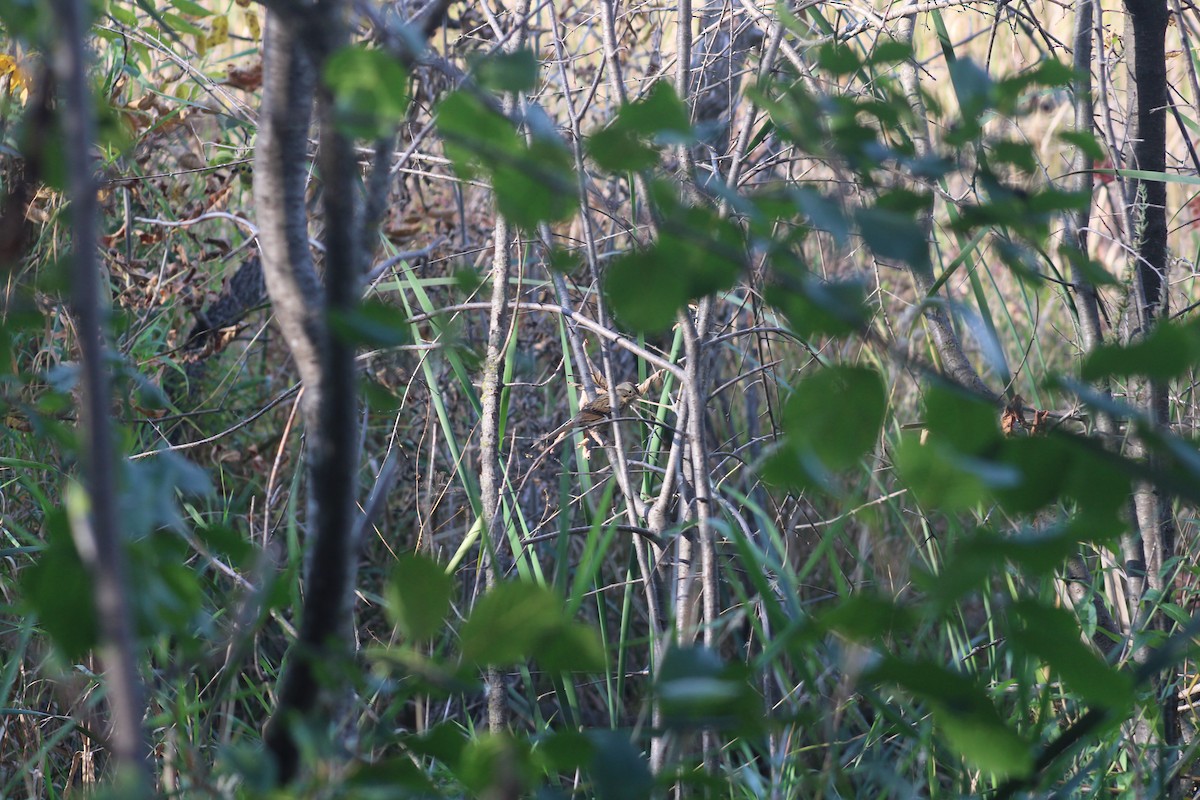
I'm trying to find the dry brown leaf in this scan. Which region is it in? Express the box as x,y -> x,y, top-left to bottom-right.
225,60 -> 263,92
1001,394 -> 1025,436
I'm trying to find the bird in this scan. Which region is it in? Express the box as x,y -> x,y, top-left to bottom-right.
532,381 -> 640,453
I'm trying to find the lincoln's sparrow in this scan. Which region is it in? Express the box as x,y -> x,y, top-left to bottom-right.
534,381 -> 639,451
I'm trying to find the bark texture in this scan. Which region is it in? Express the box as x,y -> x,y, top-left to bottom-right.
54,0 -> 151,791
255,6 -> 362,782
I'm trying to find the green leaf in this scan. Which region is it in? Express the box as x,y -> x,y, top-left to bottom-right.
589,731 -> 653,800
362,376 -> 402,414
460,581 -> 605,671
614,82 -> 692,139
539,621 -> 608,673
457,734 -> 535,796
870,657 -> 1033,778
386,553 -> 453,641
783,365 -> 886,472
21,508 -> 98,661
162,11 -> 204,37
195,523 -> 254,569
605,248 -> 688,331
923,383 -> 1001,455
1058,130 -> 1106,161
817,43 -> 861,75
820,594 -> 915,641
868,39 -> 914,64
346,757 -> 437,792
991,436 -> 1072,514
168,0 -> 211,16
329,299 -> 410,347
400,722 -> 468,768
790,186 -> 850,244
323,46 -> 409,139
121,453 -> 212,538
537,730 -> 595,773
1010,600 -> 1134,708
109,4 -> 139,27
588,125 -> 660,172
1081,319 -> 1200,381
439,91 -> 577,228
948,58 -> 995,120
471,49 -> 539,93
894,435 -> 994,512
461,582 -> 560,665
656,646 -> 761,731
855,205 -> 929,267
767,273 -> 869,339
990,139 -> 1038,174
587,83 -> 693,171
606,193 -> 744,331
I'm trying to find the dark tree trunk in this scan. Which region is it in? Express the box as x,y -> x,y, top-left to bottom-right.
1121,0 -> 1179,776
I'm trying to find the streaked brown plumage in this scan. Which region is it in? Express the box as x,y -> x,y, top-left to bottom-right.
534,381 -> 639,451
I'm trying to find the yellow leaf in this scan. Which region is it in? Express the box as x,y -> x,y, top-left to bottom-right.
206,15 -> 229,48
0,53 -> 29,93
246,10 -> 260,40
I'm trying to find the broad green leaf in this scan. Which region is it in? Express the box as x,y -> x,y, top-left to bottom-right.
783,365 -> 886,471
816,43 -> 861,75
121,453 -> 211,538
868,39 -> 914,64
471,49 -> 538,93
990,139 -> 1038,174
387,553 -> 453,641
612,82 -> 691,139
855,205 -> 929,267
948,58 -> 994,120
991,436 -> 1072,514
1058,130 -> 1106,161
323,46 -> 409,139
590,731 -> 653,800
790,186 -> 850,245
870,656 -> 1033,778
329,299 -> 410,347
656,646 -> 761,731
345,757 -> 438,792
400,721 -> 469,767
460,581 -> 605,671
461,581 -> 561,664
1010,600 -> 1134,708
163,11 -> 205,37
195,523 -> 254,569
923,383 -> 1001,455
169,0 -> 210,16
894,435 -> 995,511
588,125 -> 660,172
820,594 -> 915,641
439,91 -> 576,228
767,273 -> 869,339
457,734 -> 535,796
587,83 -> 693,171
537,730 -> 595,772
605,248 -> 689,331
1081,319 -> 1200,381
533,620 -> 607,673
606,192 -> 743,331
109,4 -> 139,27
21,508 -> 97,660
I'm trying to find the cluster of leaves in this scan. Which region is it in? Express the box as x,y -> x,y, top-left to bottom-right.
422,36 -> 1183,790
7,1 -> 1200,794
